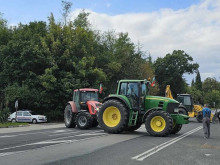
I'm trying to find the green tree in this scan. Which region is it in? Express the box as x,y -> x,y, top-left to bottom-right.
154,50 -> 199,97
203,77 -> 220,92
61,0 -> 72,26
195,70 -> 202,90
0,9 -> 156,121
191,78 -> 195,87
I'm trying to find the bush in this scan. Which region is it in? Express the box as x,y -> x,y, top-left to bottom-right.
0,108 -> 10,123
45,109 -> 64,122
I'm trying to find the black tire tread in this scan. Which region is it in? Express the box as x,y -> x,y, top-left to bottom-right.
171,124 -> 182,134
76,112 -> 93,129
179,107 -> 188,115
145,111 -> 173,137
64,104 -> 76,128
98,99 -> 129,134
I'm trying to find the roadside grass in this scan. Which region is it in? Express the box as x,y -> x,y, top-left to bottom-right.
0,122 -> 29,128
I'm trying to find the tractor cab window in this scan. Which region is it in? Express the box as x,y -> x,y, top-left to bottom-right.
177,95 -> 191,106
177,96 -> 184,104
81,91 -> 98,102
119,83 -> 127,95
184,96 -> 191,106
127,83 -> 138,97
141,83 -> 147,96
127,83 -> 139,108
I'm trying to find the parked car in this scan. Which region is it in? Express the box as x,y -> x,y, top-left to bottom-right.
8,110 -> 47,124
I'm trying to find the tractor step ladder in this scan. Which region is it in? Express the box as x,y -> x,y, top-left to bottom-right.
130,111 -> 138,126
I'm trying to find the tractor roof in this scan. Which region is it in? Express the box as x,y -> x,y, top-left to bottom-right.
118,79 -> 149,83
74,88 -> 98,92
177,94 -> 191,96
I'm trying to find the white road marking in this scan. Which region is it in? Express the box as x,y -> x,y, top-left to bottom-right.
53,130 -> 67,133
0,152 -> 15,156
49,131 -> 82,136
75,133 -> 107,136
0,129 -> 73,138
132,126 -> 202,161
33,140 -> 77,145
0,130 -> 104,151
205,154 -> 211,156
0,135 -> 17,138
0,134 -> 108,157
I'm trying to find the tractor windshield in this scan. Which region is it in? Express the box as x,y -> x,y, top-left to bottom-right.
177,95 -> 191,106
81,91 -> 98,102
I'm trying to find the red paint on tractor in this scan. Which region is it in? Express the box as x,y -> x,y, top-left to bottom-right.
68,101 -> 78,113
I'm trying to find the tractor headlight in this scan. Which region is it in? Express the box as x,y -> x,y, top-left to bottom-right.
174,108 -> 179,113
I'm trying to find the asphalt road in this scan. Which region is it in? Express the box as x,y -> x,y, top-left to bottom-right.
0,119 -> 220,165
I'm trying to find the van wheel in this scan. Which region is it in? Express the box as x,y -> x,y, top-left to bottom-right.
11,119 -> 16,123
32,119 -> 37,124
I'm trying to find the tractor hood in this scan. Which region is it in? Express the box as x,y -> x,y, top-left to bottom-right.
145,96 -> 179,103
86,100 -> 102,115
145,95 -> 179,111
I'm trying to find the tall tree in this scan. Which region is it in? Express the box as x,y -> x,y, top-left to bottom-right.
154,50 -> 199,97
191,78 -> 195,87
195,70 -> 202,90
61,0 -> 72,26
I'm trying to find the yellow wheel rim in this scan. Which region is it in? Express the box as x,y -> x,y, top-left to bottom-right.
103,106 -> 121,127
150,116 -> 166,132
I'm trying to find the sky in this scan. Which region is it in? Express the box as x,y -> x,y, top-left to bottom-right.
1,0 -> 220,84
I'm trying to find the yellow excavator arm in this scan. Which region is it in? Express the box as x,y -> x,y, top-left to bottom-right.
165,85 -> 173,99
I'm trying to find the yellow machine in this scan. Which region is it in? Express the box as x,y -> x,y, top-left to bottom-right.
165,85 -> 213,122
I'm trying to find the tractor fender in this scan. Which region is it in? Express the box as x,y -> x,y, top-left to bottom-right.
142,107 -> 162,123
103,96 -> 131,110
67,101 -> 78,113
179,104 -> 186,110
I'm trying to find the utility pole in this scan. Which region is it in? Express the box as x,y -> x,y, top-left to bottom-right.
15,99 -> 18,121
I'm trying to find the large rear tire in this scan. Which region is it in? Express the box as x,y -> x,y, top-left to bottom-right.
92,118 -> 99,127
64,104 -> 76,128
145,111 -> 173,137
171,121 -> 182,134
196,111 -> 203,123
76,112 -> 93,129
98,100 -> 129,134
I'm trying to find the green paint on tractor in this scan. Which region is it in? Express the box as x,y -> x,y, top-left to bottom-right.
98,79 -> 189,136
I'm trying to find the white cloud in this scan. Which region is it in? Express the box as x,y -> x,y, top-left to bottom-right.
70,0 -> 220,83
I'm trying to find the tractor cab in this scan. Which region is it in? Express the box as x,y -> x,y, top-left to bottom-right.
117,80 -> 150,111
176,94 -> 194,112
73,88 -> 99,111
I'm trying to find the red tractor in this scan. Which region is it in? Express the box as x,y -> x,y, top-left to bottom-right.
64,88 -> 102,129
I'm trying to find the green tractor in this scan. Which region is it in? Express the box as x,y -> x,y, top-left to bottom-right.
98,79 -> 189,137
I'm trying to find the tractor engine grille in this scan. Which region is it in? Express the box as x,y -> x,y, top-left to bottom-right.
166,103 -> 179,114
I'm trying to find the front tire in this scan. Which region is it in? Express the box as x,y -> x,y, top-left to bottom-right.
179,107 -> 188,115
145,111 -> 173,137
98,100 -> 129,134
32,119 -> 37,124
11,118 -> 16,123
212,116 -> 219,124
76,112 -> 93,129
64,104 -> 76,128
171,122 -> 182,134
